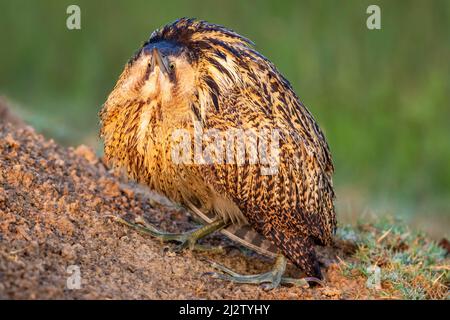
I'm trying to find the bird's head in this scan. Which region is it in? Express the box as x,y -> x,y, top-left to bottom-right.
100,18 -> 270,128
123,39 -> 195,108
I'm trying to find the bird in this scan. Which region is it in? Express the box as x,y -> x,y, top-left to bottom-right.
100,18 -> 336,289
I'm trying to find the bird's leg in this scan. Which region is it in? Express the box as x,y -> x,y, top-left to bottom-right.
109,215 -> 227,253
206,254 -> 322,290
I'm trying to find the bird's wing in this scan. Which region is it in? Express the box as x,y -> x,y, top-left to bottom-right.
187,49 -> 336,276
192,72 -> 336,243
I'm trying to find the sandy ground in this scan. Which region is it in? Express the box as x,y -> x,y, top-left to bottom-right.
0,123 -> 372,299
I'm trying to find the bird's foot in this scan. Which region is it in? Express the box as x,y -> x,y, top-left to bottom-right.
107,215 -> 226,253
169,233 -> 224,254
204,255 -> 322,290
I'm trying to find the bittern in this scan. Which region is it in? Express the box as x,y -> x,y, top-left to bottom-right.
100,18 -> 336,289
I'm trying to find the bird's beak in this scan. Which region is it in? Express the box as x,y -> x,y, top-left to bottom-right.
150,47 -> 169,76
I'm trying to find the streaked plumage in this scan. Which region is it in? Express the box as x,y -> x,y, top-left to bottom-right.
100,18 -> 336,279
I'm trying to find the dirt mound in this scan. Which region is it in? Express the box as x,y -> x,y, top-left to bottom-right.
0,123 -> 375,299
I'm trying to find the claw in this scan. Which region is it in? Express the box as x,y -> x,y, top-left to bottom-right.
107,214 -> 226,254
261,282 -> 278,291
204,255 -> 314,290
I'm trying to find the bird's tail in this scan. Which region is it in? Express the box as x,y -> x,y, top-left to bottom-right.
265,227 -> 322,278
186,200 -> 322,279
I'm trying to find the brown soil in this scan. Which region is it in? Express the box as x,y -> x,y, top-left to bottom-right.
0,123 -> 372,299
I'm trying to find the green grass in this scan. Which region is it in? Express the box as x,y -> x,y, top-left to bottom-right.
337,217 -> 449,299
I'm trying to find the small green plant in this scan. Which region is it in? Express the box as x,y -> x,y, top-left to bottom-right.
338,216 -> 449,299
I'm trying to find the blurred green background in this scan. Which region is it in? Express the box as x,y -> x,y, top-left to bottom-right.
0,0 -> 449,237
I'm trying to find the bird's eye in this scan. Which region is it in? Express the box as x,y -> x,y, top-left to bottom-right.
169,62 -> 175,70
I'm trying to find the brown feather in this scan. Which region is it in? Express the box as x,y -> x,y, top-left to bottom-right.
100,18 -> 336,278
